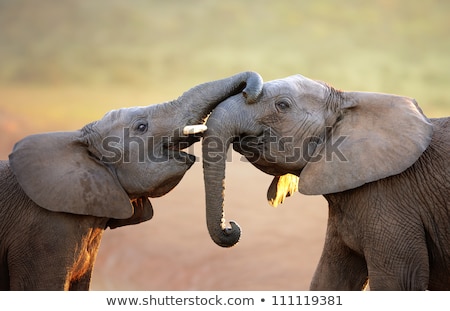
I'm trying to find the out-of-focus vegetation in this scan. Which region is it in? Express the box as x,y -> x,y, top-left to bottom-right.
1,0 -> 449,156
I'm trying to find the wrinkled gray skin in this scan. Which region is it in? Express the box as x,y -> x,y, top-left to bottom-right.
0,71 -> 263,290
202,74 -> 450,290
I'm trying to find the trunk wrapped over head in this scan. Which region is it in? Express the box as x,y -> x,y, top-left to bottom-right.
174,71 -> 263,126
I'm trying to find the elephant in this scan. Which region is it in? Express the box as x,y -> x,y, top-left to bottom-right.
0,71 -> 263,290
201,73 -> 450,290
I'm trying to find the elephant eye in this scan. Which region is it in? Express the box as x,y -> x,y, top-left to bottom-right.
135,122 -> 148,133
275,100 -> 290,112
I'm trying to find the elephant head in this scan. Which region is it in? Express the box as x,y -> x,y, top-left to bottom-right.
9,71 -> 263,228
202,74 -> 433,247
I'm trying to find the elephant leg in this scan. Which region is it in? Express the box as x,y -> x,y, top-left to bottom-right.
9,260 -> 68,290
9,249 -> 96,290
69,269 -> 94,290
367,260 -> 429,290
310,237 -> 368,290
68,225 -> 103,291
68,253 -> 98,290
365,241 -> 429,290
8,235 -> 75,290
0,260 -> 10,290
9,246 -> 100,290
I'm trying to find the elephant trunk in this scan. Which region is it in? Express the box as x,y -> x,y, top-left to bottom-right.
174,71 -> 263,125
202,96 -> 257,247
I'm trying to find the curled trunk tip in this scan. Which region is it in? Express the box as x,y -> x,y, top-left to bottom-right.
242,72 -> 263,104
211,220 -> 241,248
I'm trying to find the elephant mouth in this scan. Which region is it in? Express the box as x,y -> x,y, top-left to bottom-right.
232,132 -> 301,176
147,174 -> 186,197
232,132 -> 265,163
233,136 -> 259,160
164,134 -> 201,165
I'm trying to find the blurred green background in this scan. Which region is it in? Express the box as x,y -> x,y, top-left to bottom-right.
1,0 -> 449,140
2,0 -> 450,93
1,0 -> 450,290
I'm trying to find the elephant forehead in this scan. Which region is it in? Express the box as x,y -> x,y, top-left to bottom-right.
103,106 -> 148,121
98,106 -> 150,129
265,75 -> 327,99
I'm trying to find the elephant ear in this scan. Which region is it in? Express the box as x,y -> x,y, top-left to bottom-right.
9,131 -> 133,219
267,174 -> 299,207
299,92 -> 434,195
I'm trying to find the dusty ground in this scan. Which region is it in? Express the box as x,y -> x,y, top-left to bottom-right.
90,144 -> 329,291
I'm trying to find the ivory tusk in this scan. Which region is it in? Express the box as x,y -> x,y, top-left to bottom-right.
182,124 -> 208,135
